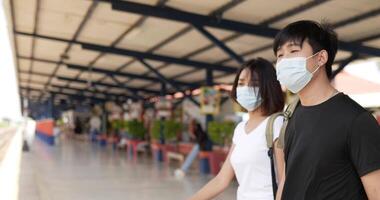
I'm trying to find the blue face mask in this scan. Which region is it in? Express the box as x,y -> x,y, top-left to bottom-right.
236,86 -> 262,112
275,52 -> 321,93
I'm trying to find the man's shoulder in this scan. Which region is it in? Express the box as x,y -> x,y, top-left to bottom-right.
334,93 -> 367,117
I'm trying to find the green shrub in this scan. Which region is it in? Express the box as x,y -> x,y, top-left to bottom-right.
151,120 -> 182,142
208,121 -> 235,146
125,120 -> 146,140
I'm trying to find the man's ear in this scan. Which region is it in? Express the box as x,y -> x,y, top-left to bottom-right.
318,50 -> 329,67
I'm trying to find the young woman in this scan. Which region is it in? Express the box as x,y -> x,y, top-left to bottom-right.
188,58 -> 285,200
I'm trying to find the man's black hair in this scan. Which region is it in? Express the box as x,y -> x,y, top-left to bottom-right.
273,20 -> 338,79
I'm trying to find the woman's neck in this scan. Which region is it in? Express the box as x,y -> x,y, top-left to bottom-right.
248,108 -> 266,122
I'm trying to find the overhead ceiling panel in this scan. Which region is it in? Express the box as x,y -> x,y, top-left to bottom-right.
51,77 -> 67,86
78,3 -> 140,45
16,35 -> 33,57
271,0 -> 380,29
18,58 -> 31,72
113,75 -> 129,83
68,82 -> 87,89
220,59 -> 241,68
19,73 -> 29,80
101,77 -> 116,85
79,71 -> 105,82
226,35 -> 272,54
154,29 -> 212,58
122,0 -> 158,6
335,15 -> 380,41
176,70 -> 206,82
32,60 -> 56,74
62,88 -> 77,94
93,54 -> 133,70
116,17 -> 188,52
66,44 -> 100,65
224,0 -> 308,25
365,38 -> 380,49
158,64 -> 193,78
34,38 -> 68,61
335,50 -> 352,61
167,0 -> 230,15
38,0 -> 92,39
121,60 -> 150,75
56,65 -> 80,78
215,74 -> 236,84
30,74 -> 49,83
204,27 -> 237,39
108,88 -> 126,94
14,0 -> 37,33
190,47 -> 230,63
244,49 -> 276,62
127,79 -> 153,88
28,82 -> 45,90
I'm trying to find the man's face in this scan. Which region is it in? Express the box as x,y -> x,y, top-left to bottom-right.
275,39 -> 321,74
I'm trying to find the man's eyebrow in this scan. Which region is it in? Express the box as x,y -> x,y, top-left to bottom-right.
277,42 -> 302,51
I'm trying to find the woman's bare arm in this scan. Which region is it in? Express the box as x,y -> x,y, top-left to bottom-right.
187,145 -> 236,200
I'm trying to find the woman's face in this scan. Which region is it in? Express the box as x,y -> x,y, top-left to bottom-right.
238,68 -> 259,88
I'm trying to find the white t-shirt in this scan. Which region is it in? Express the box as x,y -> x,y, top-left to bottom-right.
230,116 -> 283,200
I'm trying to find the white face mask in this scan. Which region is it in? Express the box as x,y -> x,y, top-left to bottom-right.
275,52 -> 321,93
236,86 -> 262,112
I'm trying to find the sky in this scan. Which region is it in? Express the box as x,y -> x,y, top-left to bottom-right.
0,1 -> 22,121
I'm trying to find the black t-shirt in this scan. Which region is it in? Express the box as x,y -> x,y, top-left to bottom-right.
282,93 -> 380,200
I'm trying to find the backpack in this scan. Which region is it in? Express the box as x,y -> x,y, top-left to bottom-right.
265,98 -> 299,198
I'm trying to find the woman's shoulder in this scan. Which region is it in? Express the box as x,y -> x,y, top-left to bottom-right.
234,121 -> 246,132
232,121 -> 245,141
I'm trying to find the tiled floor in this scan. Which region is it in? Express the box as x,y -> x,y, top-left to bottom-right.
18,138 -> 237,200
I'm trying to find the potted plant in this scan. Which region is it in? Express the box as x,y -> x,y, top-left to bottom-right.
208,121 -> 235,147
125,120 -> 146,140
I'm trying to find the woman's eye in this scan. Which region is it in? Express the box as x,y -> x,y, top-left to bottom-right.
290,50 -> 299,53
277,54 -> 283,58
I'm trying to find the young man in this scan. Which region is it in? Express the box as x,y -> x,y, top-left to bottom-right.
273,20 -> 380,200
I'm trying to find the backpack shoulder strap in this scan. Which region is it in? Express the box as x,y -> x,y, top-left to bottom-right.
265,112 -> 283,198
277,98 -> 300,149
265,112 -> 284,149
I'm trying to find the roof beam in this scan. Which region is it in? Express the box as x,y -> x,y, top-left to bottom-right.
111,0 -> 278,38
81,43 -> 237,73
139,59 -> 200,106
27,0 -> 41,85
332,7 -> 380,28
44,1 -> 99,93
141,0 -> 332,91
49,84 -> 130,100
66,63 -> 199,88
331,53 -> 360,79
193,25 -> 244,64
56,76 -> 160,95
18,55 -> 198,88
110,0 -> 380,57
20,87 -> 109,103
16,31 -> 238,73
259,0 -> 331,25
23,79 -> 128,100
